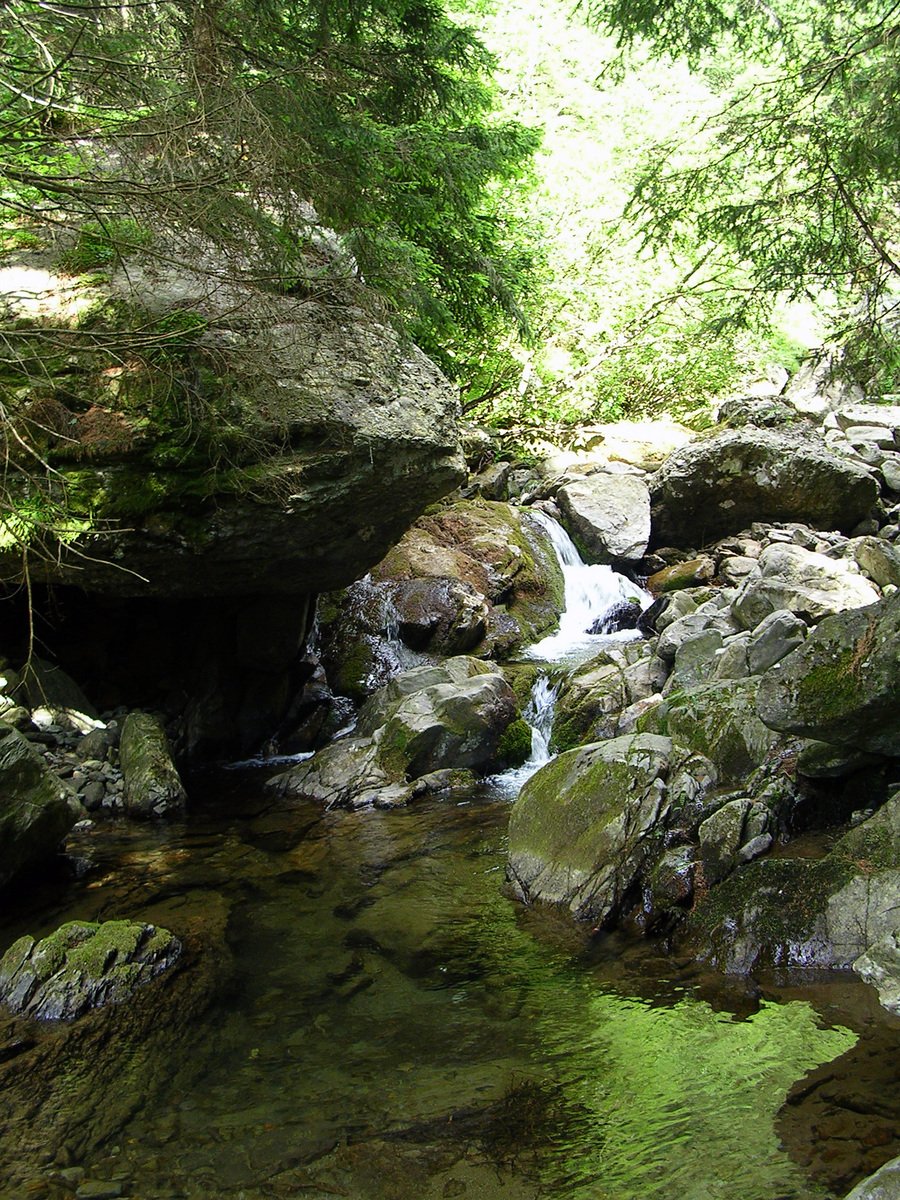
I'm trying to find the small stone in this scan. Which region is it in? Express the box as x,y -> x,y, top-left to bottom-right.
75,1182 -> 123,1199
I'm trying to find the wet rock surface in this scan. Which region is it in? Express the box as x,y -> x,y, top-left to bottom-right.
0,920 -> 182,1020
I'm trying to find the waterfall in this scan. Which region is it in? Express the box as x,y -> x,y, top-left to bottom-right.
493,509 -> 652,796
525,509 -> 651,665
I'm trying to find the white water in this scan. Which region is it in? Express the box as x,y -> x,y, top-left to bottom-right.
493,509 -> 653,794
524,509 -> 651,667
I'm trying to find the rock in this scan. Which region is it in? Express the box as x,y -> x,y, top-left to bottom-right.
551,643 -> 661,750
0,920 -> 182,1020
556,472 -> 651,563
649,429 -> 878,547
747,609 -> 807,674
586,598 -> 643,634
682,794 -> 900,974
665,629 -> 724,691
756,591 -> 900,756
854,932 -> 900,1016
843,1155 -> 900,1200
842,536 -> 900,589
319,500 -> 566,685
119,712 -> 187,818
717,395 -> 800,427
733,543 -> 881,629
268,657 -> 518,808
881,453 -> 900,492
0,722 -> 79,889
698,798 -> 770,884
648,555 -> 716,593
660,678 -> 785,783
507,733 -> 678,924
390,577 -> 490,655
1,257 -> 465,598
16,656 -> 99,722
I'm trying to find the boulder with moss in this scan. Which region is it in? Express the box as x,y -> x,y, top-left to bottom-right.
506,733 -> 718,925
757,591 -> 900,756
0,722 -> 79,889
0,920 -> 182,1021
119,711 -> 187,818
0,250 -> 465,598
649,428 -> 878,548
318,500 -> 566,698
680,793 -> 900,976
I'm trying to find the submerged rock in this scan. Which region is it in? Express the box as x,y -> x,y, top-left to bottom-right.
0,722 -> 78,889
0,920 -> 182,1020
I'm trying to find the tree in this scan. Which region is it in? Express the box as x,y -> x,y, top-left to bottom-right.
579,0 -> 900,387
0,0 -> 539,372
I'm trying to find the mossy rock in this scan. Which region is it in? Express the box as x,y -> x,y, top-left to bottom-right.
0,722 -> 78,889
0,919 -> 182,1020
661,678 -> 784,783
507,733 -> 674,924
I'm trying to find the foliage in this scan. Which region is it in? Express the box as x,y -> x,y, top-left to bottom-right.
0,0 -> 539,377
580,0 -> 900,388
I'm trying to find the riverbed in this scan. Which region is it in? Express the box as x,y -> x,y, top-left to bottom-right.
3,765 -> 896,1200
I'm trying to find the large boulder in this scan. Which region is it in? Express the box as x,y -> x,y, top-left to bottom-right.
506,733 -> 715,925
732,543 -> 881,629
0,722 -> 78,888
649,429 -> 878,548
756,591 -> 900,756
268,657 -> 519,808
556,472 -> 651,564
658,678 -> 786,783
0,254 -> 465,598
0,920 -> 182,1020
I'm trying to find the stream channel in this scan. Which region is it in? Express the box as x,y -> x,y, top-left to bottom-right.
2,516 -> 898,1200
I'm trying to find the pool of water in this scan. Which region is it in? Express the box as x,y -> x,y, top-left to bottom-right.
1,770 -> 893,1200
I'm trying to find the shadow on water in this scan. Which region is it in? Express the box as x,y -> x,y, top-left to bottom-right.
1,766 -> 897,1200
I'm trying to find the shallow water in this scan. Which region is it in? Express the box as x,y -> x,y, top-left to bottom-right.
4,771 -> 892,1200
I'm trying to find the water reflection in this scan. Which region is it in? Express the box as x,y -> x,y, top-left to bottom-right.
0,778 -> 866,1199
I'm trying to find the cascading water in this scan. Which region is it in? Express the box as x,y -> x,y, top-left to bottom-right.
525,509 -> 651,666
495,509 -> 652,792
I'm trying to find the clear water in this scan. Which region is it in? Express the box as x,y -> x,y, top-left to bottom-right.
4,779 -> 873,1200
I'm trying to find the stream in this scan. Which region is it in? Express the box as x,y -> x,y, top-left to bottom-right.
1,516 -> 897,1200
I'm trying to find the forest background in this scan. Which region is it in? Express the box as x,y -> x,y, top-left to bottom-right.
3,0 -> 900,476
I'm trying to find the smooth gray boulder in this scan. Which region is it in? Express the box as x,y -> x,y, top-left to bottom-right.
649,428 -> 878,547
756,591 -> 900,756
556,472 -> 651,563
0,723 -> 78,888
269,657 -> 519,809
0,920 -> 182,1021
119,712 -> 187,818
0,254 -> 465,598
843,1155 -> 900,1200
733,543 -> 880,629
